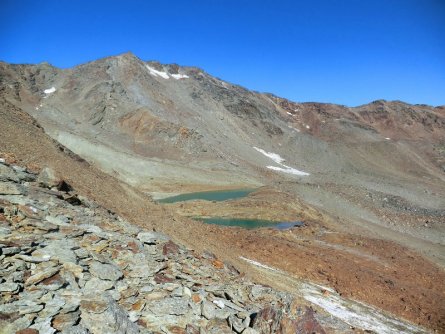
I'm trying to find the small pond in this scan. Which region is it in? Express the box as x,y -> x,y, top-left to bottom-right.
193,217 -> 304,230
158,189 -> 255,203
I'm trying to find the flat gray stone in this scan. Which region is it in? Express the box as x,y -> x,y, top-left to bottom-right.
146,297 -> 189,316
2,246 -> 21,255
30,317 -> 57,334
202,301 -> 217,319
60,325 -> 89,334
19,301 -> 44,314
46,215 -> 71,226
33,239 -> 78,264
16,254 -> 52,263
89,261 -> 123,281
83,276 -> 114,292
137,231 -> 169,244
0,282 -> 20,292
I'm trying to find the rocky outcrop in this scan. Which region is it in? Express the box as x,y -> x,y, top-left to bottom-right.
0,160 -> 327,333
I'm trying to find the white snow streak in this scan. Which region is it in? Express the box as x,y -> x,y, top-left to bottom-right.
239,256 -> 281,272
301,283 -> 425,334
145,65 -> 170,79
253,146 -> 309,176
43,87 -> 56,94
253,147 -> 285,164
241,255 -> 427,333
171,73 -> 189,80
266,165 -> 309,176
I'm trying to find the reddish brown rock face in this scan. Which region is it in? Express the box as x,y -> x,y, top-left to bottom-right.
163,240 -> 180,256
252,305 -> 326,334
294,308 -> 326,334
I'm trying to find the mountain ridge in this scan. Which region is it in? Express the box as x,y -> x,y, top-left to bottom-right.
1,53 -> 445,331
2,51 -> 444,108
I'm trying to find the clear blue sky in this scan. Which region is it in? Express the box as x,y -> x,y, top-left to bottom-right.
1,0 -> 444,106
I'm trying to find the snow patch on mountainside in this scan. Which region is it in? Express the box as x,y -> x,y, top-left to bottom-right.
146,65 -> 170,79
253,147 -> 309,176
253,147 -> 285,164
171,73 -> 189,80
266,165 -> 309,176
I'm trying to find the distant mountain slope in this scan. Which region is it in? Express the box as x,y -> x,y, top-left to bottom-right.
1,52 -> 444,204
1,53 -> 443,177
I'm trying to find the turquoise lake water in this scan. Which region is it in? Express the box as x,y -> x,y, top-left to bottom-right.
193,217 -> 304,230
158,189 -> 255,203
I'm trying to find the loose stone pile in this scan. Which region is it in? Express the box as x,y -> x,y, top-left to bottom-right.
0,159 -> 326,334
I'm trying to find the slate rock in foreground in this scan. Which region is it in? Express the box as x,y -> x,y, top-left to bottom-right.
0,160 -> 327,333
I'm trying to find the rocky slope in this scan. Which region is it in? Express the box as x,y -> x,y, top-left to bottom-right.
1,160 -> 335,334
2,159 -> 433,334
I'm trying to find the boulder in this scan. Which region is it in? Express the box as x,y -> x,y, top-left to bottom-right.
37,167 -> 62,188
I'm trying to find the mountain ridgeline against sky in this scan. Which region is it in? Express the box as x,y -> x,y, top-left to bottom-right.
1,53 -> 445,332
1,53 -> 444,184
